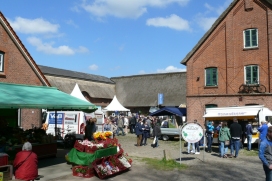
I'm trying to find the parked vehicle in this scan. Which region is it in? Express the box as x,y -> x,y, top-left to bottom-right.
160,128 -> 181,141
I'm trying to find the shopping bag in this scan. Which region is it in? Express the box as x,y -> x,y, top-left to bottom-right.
153,136 -> 156,144
151,136 -> 157,148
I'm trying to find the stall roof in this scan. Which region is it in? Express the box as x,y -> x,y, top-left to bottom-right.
0,82 -> 97,112
203,105 -> 263,120
149,107 -> 186,117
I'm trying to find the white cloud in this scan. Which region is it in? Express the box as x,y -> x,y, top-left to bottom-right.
77,0 -> 190,19
195,0 -> 232,31
156,65 -> 186,73
89,64 -> 98,70
66,19 -> 79,28
75,46 -> 89,53
196,17 -> 217,31
8,17 -> 59,34
27,37 -> 89,55
146,14 -> 190,31
139,70 -> 146,74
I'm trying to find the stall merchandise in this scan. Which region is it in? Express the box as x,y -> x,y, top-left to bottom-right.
67,131 -> 132,179
0,127 -> 57,160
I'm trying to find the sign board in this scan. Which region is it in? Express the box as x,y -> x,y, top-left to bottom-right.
48,113 -> 64,124
181,123 -> 203,143
158,93 -> 164,105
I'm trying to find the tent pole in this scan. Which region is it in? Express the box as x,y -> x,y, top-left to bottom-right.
55,110 -> 57,137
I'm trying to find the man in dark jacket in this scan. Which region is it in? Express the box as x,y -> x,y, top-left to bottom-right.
230,117 -> 242,158
152,123 -> 161,148
135,119 -> 144,147
129,114 -> 137,134
245,122 -> 253,151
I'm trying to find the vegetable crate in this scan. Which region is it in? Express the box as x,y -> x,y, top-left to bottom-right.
92,154 -> 131,179
72,165 -> 95,178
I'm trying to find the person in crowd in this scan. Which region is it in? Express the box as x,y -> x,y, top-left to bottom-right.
124,116 -> 129,134
142,121 -> 150,146
153,123 -> 162,148
116,115 -> 126,136
259,120 -> 269,143
135,119 -> 144,147
218,122 -> 231,158
13,142 -> 38,181
267,121 -> 272,127
230,117 -> 242,158
206,121 -> 214,153
129,114 -> 137,134
216,121 -> 223,152
85,118 -> 97,141
103,118 -> 112,132
187,141 -> 195,154
161,117 -> 169,128
259,126 -> 272,181
145,116 -> 152,135
245,121 -> 253,151
194,119 -> 200,154
112,121 -> 118,138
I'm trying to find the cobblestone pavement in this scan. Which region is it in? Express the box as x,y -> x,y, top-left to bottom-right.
41,133 -> 264,181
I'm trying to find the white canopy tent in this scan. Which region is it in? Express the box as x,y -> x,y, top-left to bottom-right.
103,95 -> 130,112
70,83 -> 89,102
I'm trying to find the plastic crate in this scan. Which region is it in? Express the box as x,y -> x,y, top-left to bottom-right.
0,155 -> 8,166
72,165 -> 95,178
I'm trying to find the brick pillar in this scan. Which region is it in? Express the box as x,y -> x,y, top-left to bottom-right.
244,0 -> 253,11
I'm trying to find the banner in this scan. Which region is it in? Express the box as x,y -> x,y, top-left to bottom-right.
158,93 -> 164,105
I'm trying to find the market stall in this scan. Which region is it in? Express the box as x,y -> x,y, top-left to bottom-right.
0,82 -> 97,164
67,131 -> 132,179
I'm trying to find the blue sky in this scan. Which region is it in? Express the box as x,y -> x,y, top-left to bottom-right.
1,0 -> 233,77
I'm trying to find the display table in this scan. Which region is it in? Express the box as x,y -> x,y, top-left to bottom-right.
5,142 -> 57,160
68,146 -> 117,166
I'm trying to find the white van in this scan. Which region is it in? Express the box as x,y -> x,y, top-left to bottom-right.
45,111 -> 87,140
45,109 -> 105,140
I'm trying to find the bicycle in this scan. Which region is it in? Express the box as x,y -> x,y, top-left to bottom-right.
238,80 -> 266,93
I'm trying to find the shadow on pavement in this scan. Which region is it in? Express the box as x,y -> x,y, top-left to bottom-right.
38,148 -> 71,169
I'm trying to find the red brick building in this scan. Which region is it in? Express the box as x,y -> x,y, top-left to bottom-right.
181,0 -> 272,125
0,12 -> 50,129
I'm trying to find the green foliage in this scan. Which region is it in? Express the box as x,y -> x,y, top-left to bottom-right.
141,157 -> 187,171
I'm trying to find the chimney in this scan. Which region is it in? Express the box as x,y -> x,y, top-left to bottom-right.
244,0 -> 253,11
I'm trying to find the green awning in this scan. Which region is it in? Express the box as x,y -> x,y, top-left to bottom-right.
0,82 -> 97,113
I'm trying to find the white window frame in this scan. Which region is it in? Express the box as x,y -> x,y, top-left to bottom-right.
243,28 -> 258,48
244,65 -> 259,84
0,53 -> 3,72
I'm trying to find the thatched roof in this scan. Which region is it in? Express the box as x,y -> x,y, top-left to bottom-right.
44,75 -> 115,99
111,72 -> 186,107
39,65 -> 114,84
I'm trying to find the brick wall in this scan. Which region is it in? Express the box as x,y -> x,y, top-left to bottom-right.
185,0 -> 272,125
0,22 -> 44,129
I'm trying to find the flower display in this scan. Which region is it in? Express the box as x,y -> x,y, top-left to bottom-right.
93,131 -> 113,140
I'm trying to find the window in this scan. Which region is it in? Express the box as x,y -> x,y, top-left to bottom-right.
243,29 -> 258,48
245,65 -> 259,84
205,67 -> 218,86
205,104 -> 217,108
0,52 -> 3,72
